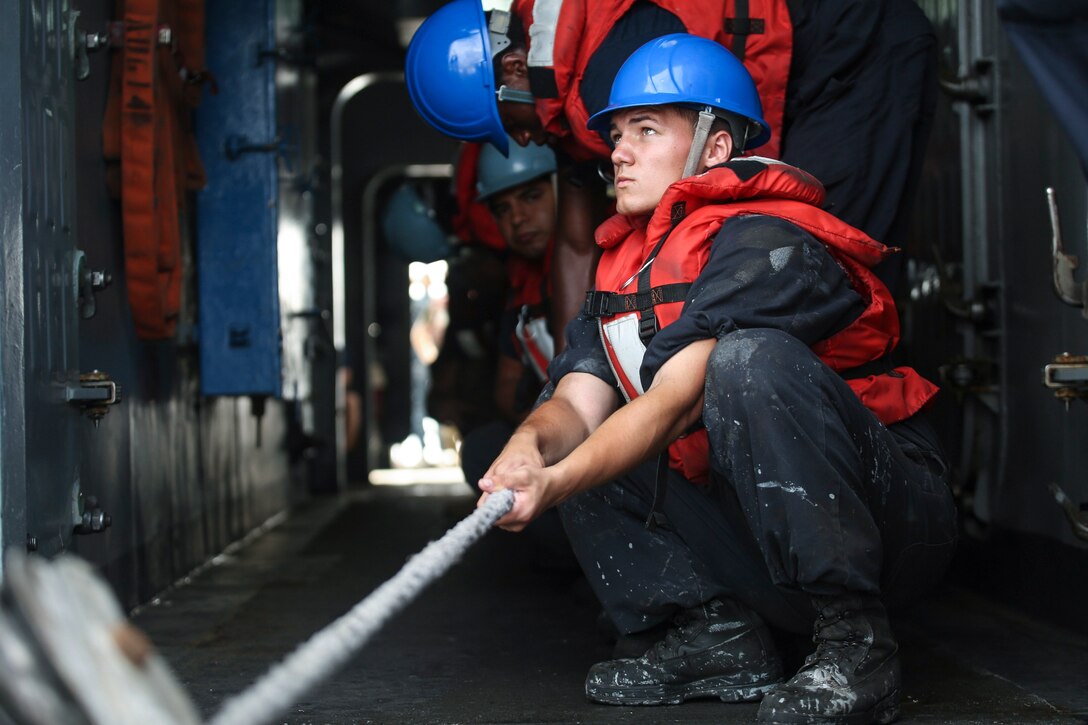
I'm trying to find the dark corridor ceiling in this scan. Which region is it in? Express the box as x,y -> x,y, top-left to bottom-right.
307,0 -> 449,78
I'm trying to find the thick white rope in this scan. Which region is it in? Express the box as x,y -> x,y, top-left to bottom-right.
208,489 -> 515,725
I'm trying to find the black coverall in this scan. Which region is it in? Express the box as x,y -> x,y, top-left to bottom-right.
548,215 -> 958,635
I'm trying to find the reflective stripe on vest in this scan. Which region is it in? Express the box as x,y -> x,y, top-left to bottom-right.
599,313 -> 647,400
515,310 -> 555,383
527,0 -> 563,68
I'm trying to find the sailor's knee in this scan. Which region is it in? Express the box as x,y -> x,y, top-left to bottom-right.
706,328 -> 809,396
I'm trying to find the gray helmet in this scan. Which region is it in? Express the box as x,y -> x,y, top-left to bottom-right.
475,138 -> 557,201
381,184 -> 453,263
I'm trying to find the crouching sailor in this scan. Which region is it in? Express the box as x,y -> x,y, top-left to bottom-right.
475,33 -> 957,724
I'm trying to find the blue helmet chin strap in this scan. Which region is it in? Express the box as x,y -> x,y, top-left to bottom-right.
495,85 -> 536,104
489,10 -> 535,106
682,107 -> 717,178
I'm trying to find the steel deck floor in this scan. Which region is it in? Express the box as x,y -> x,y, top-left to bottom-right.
132,484 -> 1088,724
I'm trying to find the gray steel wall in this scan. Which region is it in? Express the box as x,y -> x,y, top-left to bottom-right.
909,0 -> 1088,555
0,0 -> 29,562
0,0 -> 307,610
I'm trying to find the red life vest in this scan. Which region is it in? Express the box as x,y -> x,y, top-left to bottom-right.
508,243 -> 555,382
586,159 -> 939,483
511,0 -> 792,161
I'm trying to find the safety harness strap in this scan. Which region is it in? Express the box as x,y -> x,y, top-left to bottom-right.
582,283 -> 692,318
633,202 -> 688,343
585,206 -> 690,338
726,0 -> 766,62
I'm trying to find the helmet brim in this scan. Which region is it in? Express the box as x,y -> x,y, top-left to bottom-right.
586,100 -> 771,151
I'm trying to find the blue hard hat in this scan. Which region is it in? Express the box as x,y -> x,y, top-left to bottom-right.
586,33 -> 770,150
476,138 -> 557,201
405,0 -> 509,155
382,184 -> 454,263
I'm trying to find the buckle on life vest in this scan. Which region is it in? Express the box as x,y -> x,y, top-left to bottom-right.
638,313 -> 657,342
583,291 -> 613,318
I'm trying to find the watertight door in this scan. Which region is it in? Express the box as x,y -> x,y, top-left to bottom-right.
0,1 -> 87,560
912,0 -> 1088,554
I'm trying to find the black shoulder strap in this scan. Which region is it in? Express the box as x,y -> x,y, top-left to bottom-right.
725,0 -> 770,62
582,203 -> 689,344
634,202 -> 687,342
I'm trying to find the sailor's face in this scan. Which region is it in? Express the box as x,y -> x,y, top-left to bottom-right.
488,177 -> 555,260
608,106 -> 693,216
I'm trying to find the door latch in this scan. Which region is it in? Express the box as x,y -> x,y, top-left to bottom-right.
73,250 -> 113,319
66,371 -> 122,426
73,495 -> 112,536
1043,352 -> 1088,409
1047,188 -> 1088,315
938,57 -> 995,115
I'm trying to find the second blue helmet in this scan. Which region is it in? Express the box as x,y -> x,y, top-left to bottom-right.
586,33 -> 770,151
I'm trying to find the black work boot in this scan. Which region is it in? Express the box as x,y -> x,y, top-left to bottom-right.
585,598 -> 783,705
757,595 -> 901,724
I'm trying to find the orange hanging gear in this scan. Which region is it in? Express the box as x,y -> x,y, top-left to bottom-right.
102,0 -> 208,339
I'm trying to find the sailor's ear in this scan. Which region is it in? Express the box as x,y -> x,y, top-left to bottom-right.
703,129 -> 734,168
499,48 -> 529,83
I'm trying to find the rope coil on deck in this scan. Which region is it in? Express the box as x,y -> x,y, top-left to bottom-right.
209,489 -> 515,725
